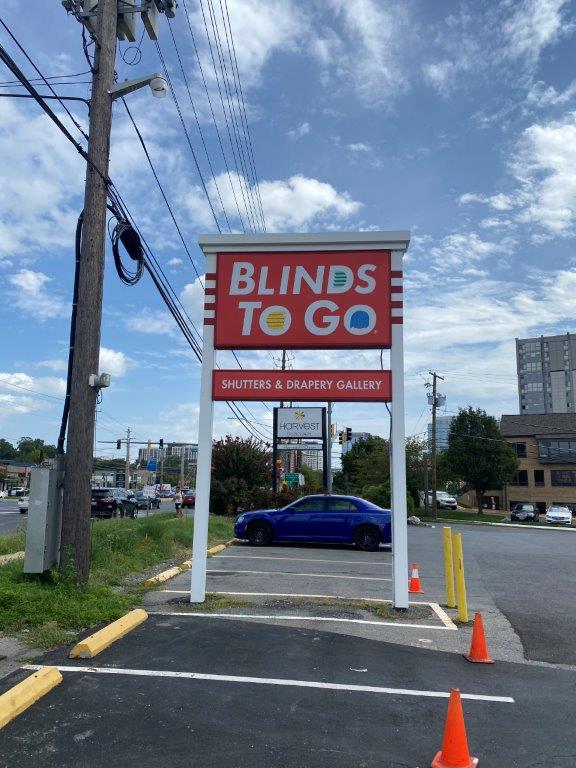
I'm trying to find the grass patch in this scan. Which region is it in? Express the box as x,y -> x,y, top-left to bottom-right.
0,529 -> 26,555
0,513 -> 234,648
177,592 -> 253,612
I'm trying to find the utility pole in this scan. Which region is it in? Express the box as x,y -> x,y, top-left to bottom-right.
124,428 -> 131,490
60,0 -> 118,585
326,402 -> 333,493
179,447 -> 185,488
428,371 -> 445,520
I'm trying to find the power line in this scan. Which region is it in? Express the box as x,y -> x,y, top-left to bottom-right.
166,17 -> 232,232
218,0 -> 266,230
204,0 -> 262,231
197,0 -> 258,232
181,0 -> 246,232
154,38 -> 222,233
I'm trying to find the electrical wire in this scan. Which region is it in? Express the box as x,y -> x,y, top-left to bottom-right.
197,0 -> 258,231
0,69 -> 92,85
154,38 -> 222,233
167,17 -> 232,232
218,0 -> 266,230
204,0 -> 261,230
0,18 -> 89,140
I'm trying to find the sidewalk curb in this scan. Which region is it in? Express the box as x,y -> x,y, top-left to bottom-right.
0,666 -> 62,730
69,609 -> 148,659
433,518 -> 576,531
0,551 -> 24,566
142,539 -> 238,586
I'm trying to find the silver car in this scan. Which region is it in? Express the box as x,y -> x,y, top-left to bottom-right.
545,504 -> 572,526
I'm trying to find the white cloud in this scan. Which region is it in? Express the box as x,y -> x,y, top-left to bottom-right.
287,122 -> 310,140
513,113 -> 576,235
35,359 -> 68,373
503,0 -> 569,63
124,309 -> 179,336
167,257 -> 183,267
7,269 -> 68,320
429,232 -> 510,270
348,142 -> 371,152
180,276 -> 205,333
99,347 -> 131,378
186,172 -> 362,232
423,60 -> 457,96
312,0 -> 411,106
526,79 -> 576,108
458,192 -> 515,211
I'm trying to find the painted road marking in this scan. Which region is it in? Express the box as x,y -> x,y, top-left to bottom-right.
207,569 -> 392,582
216,555 -> 393,567
23,665 -> 514,703
147,610 -> 455,631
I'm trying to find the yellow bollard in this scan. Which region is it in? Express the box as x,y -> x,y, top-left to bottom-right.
453,532 -> 469,623
443,527 -> 456,608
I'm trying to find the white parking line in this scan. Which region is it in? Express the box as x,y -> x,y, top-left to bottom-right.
207,569 -> 392,582
215,555 -> 392,567
23,664 -> 514,703
148,610 -> 454,631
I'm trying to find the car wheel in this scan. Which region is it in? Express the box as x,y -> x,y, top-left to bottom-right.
247,521 -> 273,547
353,525 -> 380,552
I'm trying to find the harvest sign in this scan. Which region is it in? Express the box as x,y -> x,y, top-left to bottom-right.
212,250 -> 394,349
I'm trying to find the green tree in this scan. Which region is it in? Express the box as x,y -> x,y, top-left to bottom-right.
0,439 -> 17,460
300,464 -> 323,492
16,437 -> 56,464
444,407 -> 518,514
210,436 -> 271,514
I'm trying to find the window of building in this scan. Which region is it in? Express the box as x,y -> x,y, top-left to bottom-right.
511,470 -> 528,486
551,470 -> 576,486
512,442 -> 527,457
538,440 -> 576,461
534,470 -> 545,486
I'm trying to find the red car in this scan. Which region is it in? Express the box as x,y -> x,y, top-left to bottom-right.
182,490 -> 196,508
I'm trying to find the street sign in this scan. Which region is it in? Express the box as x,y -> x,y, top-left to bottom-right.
147,459 -> 157,471
277,407 -> 323,439
284,472 -> 300,482
213,250 -> 393,349
275,443 -> 323,451
213,370 -> 392,402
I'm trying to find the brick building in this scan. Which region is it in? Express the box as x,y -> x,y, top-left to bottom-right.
461,414 -> 576,514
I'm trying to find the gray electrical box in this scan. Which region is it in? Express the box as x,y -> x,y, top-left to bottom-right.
23,459 -> 64,574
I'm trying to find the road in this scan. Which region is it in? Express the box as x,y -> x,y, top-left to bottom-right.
0,500 -> 26,535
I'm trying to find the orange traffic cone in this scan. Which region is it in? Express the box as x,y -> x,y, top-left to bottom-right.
431,688 -> 478,768
408,562 -> 425,594
464,612 -> 494,664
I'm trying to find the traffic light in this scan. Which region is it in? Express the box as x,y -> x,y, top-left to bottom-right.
346,427 -> 352,442
338,431 -> 343,445
116,439 -> 121,450
159,438 -> 164,449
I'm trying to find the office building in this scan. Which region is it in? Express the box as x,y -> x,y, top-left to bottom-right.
137,443 -> 198,463
301,449 -> 324,472
517,333 -> 576,414
427,415 -> 454,452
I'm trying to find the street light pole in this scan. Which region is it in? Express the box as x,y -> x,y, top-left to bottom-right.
60,0 -> 117,585
429,371 -> 445,520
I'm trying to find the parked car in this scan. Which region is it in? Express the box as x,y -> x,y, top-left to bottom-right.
510,503 -> 539,522
545,504 -> 573,526
426,491 -> 457,510
234,494 -> 391,551
109,488 -> 138,518
18,496 -> 29,514
159,489 -> 173,498
11,487 -> 27,497
91,488 -> 119,518
182,490 -> 196,508
134,491 -> 161,510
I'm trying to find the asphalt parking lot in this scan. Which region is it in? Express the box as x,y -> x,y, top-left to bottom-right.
2,614 -> 576,767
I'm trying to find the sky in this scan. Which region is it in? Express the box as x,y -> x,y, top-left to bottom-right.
0,0 -> 575,466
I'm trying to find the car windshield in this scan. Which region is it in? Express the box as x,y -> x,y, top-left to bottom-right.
92,489 -> 111,498
550,506 -> 569,513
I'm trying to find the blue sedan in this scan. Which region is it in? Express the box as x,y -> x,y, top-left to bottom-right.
234,494 -> 391,551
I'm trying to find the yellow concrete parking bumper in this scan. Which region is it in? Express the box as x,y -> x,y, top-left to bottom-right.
143,566 -> 182,587
69,609 -> 148,659
0,666 -> 62,730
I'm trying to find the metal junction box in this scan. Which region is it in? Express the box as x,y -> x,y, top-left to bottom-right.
23,460 -> 64,574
